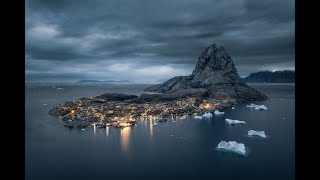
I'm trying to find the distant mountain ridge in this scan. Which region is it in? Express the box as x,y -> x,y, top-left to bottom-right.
77,80 -> 131,83
244,70 -> 295,83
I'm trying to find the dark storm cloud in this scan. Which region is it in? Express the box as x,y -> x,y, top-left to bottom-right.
25,0 -> 295,82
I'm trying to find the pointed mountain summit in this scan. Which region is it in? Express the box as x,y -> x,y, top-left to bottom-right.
144,44 -> 267,102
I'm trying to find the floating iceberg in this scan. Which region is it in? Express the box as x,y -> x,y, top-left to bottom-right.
214,110 -> 225,115
225,118 -> 246,125
246,103 -> 267,110
202,112 -> 213,118
57,88 -> 64,90
81,128 -> 85,131
254,105 -> 267,110
153,123 -> 158,126
232,107 -> 235,110
217,141 -> 246,155
246,103 -> 256,108
194,116 -> 203,119
180,115 -> 187,119
248,130 -> 266,138
42,104 -> 48,106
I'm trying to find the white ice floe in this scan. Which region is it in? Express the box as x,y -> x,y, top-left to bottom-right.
246,103 -> 267,110
180,115 -> 187,119
202,112 -> 213,118
81,128 -> 85,131
225,118 -> 246,125
232,107 -> 235,110
217,141 -> 246,155
42,104 -> 48,106
214,110 -> 225,115
57,88 -> 64,90
153,123 -> 158,126
254,105 -> 267,111
194,116 -> 203,119
248,130 -> 266,138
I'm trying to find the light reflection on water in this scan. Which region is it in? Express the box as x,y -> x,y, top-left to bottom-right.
93,124 -> 96,136
106,127 -> 109,137
149,119 -> 153,138
120,127 -> 131,155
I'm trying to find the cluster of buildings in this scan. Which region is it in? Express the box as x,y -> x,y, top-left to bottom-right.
49,96 -> 234,128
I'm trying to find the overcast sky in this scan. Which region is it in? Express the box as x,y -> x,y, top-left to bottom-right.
25,0 -> 295,83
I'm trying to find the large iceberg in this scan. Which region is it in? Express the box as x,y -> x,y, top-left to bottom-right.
248,130 -> 266,138
202,112 -> 213,118
217,141 -> 246,155
246,103 -> 267,110
225,118 -> 246,125
214,110 -> 225,115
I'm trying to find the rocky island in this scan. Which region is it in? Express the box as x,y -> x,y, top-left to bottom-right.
49,44 -> 267,128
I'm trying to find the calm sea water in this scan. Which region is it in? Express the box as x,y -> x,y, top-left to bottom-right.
25,83 -> 295,180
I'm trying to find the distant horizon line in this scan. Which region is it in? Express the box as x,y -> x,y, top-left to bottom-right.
25,69 -> 295,84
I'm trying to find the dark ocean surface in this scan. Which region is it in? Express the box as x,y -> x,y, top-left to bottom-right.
25,83 -> 295,180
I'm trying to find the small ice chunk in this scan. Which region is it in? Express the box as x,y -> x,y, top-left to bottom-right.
248,130 -> 266,138
42,104 -> 48,106
217,141 -> 246,155
194,116 -> 203,119
246,103 -> 256,108
81,128 -> 85,131
153,123 -> 158,126
202,112 -> 213,118
225,118 -> 246,125
57,88 -> 64,90
254,105 -> 267,110
283,117 -> 286,119
232,107 -> 235,110
170,134 -> 174,136
172,120 -> 176,123
246,103 -> 267,110
214,110 -> 225,115
180,115 -> 187,119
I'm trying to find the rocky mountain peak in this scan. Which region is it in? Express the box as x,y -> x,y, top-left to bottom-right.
193,45 -> 235,74
144,43 -> 267,102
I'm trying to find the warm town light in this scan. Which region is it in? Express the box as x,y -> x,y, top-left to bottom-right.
199,102 -> 215,109
70,110 -> 75,114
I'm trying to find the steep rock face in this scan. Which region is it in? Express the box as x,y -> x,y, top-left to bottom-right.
144,44 -> 267,102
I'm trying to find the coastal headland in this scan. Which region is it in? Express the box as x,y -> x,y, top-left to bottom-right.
49,44 -> 267,128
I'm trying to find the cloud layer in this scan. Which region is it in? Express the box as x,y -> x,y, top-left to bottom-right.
25,0 -> 295,83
